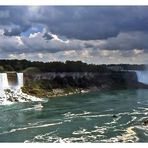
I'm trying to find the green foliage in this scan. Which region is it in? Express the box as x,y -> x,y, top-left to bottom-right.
0,66 -> 4,72
4,65 -> 14,71
23,67 -> 41,74
0,59 -> 146,72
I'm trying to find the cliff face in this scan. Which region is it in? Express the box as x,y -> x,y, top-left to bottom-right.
23,71 -> 147,90
7,72 -> 18,86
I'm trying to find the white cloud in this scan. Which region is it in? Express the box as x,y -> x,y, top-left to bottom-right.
16,36 -> 24,46
99,31 -> 148,50
37,53 -> 43,58
63,50 -> 77,56
133,49 -> 144,55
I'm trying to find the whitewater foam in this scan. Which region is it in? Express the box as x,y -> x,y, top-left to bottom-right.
0,122 -> 62,135
102,126 -> 139,143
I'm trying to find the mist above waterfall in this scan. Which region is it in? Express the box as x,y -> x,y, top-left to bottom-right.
136,67 -> 148,85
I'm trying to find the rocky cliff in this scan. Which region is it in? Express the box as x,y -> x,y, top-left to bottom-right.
22,71 -> 148,98
23,71 -> 148,89
6,72 -> 18,86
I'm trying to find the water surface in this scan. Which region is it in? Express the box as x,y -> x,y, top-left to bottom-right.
0,89 -> 148,142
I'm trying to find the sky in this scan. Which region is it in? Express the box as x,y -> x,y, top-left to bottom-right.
0,6 -> 148,64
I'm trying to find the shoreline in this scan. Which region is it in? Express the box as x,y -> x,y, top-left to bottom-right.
1,82 -> 148,105
22,85 -> 148,101
0,88 -> 91,105
22,87 -> 91,100
1,86 -> 148,105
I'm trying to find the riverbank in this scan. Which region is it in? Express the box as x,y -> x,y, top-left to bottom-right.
22,86 -> 91,99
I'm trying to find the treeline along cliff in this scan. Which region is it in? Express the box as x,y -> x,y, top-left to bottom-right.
0,59 -> 146,72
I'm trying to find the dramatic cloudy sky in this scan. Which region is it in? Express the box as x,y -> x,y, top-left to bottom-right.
0,6 -> 148,64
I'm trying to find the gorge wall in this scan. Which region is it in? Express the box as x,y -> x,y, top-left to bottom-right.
23,71 -> 148,92
1,71 -> 146,99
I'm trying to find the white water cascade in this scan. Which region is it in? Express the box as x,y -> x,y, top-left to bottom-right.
0,72 -> 42,105
0,73 -> 9,102
0,73 -> 9,90
16,73 -> 24,89
136,70 -> 148,85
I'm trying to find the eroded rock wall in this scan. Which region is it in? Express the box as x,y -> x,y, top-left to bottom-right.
23,71 -> 148,90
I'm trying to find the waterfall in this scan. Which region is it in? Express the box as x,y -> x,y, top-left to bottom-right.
0,73 -> 9,90
0,72 -> 23,103
0,73 -> 9,102
17,73 -> 24,89
0,72 -> 24,90
0,72 -> 41,105
136,70 -> 148,85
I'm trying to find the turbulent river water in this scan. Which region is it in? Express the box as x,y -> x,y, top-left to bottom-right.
0,89 -> 148,143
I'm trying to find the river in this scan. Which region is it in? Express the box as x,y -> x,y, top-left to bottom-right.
0,89 -> 148,142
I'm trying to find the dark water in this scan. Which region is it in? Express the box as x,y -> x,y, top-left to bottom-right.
0,89 -> 148,143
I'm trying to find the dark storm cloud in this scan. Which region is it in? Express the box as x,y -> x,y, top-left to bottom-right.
1,6 -> 148,63
0,6 -> 31,36
99,32 -> 148,50
42,32 -> 53,41
31,6 -> 148,40
4,27 -> 24,36
1,6 -> 148,40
